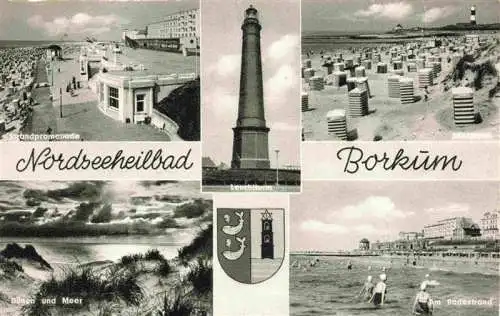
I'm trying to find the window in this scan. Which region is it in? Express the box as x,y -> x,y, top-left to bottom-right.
109,86 -> 119,109
136,94 -> 145,112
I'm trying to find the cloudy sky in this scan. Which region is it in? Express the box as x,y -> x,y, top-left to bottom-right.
302,0 -> 500,33
291,181 -> 499,251
202,0 -> 301,168
0,0 -> 198,41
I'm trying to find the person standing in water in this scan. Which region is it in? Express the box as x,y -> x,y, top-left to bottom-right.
369,274 -> 387,307
412,282 -> 434,315
423,273 -> 440,287
358,275 -> 374,300
347,260 -> 352,270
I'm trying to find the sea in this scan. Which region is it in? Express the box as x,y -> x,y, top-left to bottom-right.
301,37 -> 418,54
290,255 -> 499,316
301,30 -> 500,54
0,236 -> 183,267
0,40 -> 69,49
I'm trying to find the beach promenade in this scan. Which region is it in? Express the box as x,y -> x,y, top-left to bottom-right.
41,49 -> 172,141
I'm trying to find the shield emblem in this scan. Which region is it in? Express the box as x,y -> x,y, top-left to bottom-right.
217,208 -> 285,284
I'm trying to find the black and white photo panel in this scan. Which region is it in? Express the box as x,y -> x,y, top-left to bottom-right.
290,181 -> 499,316
0,181 -> 212,315
301,0 -> 499,141
0,0 -> 200,142
202,0 -> 301,193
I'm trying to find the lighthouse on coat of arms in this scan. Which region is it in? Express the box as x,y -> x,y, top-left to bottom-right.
261,209 -> 274,259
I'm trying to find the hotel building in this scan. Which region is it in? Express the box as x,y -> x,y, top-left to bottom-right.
122,8 -> 200,52
398,231 -> 424,241
423,217 -> 481,240
480,211 -> 499,240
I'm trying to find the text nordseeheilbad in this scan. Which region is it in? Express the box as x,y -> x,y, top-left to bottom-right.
15,147 -> 194,172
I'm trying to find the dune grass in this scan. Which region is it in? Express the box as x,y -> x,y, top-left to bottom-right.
119,253 -> 144,266
158,293 -> 194,316
144,248 -> 165,261
22,265 -> 144,316
186,257 -> 212,296
178,224 -> 212,264
19,233 -> 213,315
156,259 -> 172,277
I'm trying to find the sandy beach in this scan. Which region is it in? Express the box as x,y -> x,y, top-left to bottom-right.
301,33 -> 500,141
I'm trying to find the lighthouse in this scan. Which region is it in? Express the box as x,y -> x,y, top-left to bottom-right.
231,5 -> 271,169
470,4 -> 476,25
261,209 -> 274,259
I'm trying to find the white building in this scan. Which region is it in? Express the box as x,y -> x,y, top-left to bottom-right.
78,38 -> 196,139
125,8 -> 200,50
398,231 -> 423,241
93,71 -> 195,135
147,8 -> 199,38
424,217 -> 480,240
480,211 -> 499,240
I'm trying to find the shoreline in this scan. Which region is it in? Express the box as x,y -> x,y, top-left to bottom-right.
303,28 -> 500,40
291,253 -> 499,275
0,237 -> 183,245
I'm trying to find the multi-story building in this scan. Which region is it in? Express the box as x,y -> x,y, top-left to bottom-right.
398,231 -> 423,241
424,217 -> 481,240
480,211 -> 499,240
372,238 -> 427,252
129,8 -> 200,51
423,222 -> 445,239
147,9 -> 199,38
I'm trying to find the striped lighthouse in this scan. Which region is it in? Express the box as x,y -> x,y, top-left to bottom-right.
470,5 -> 476,25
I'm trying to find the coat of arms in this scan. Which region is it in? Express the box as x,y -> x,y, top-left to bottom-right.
217,208 -> 285,284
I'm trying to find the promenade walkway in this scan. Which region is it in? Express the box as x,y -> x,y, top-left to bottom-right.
43,50 -> 171,141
